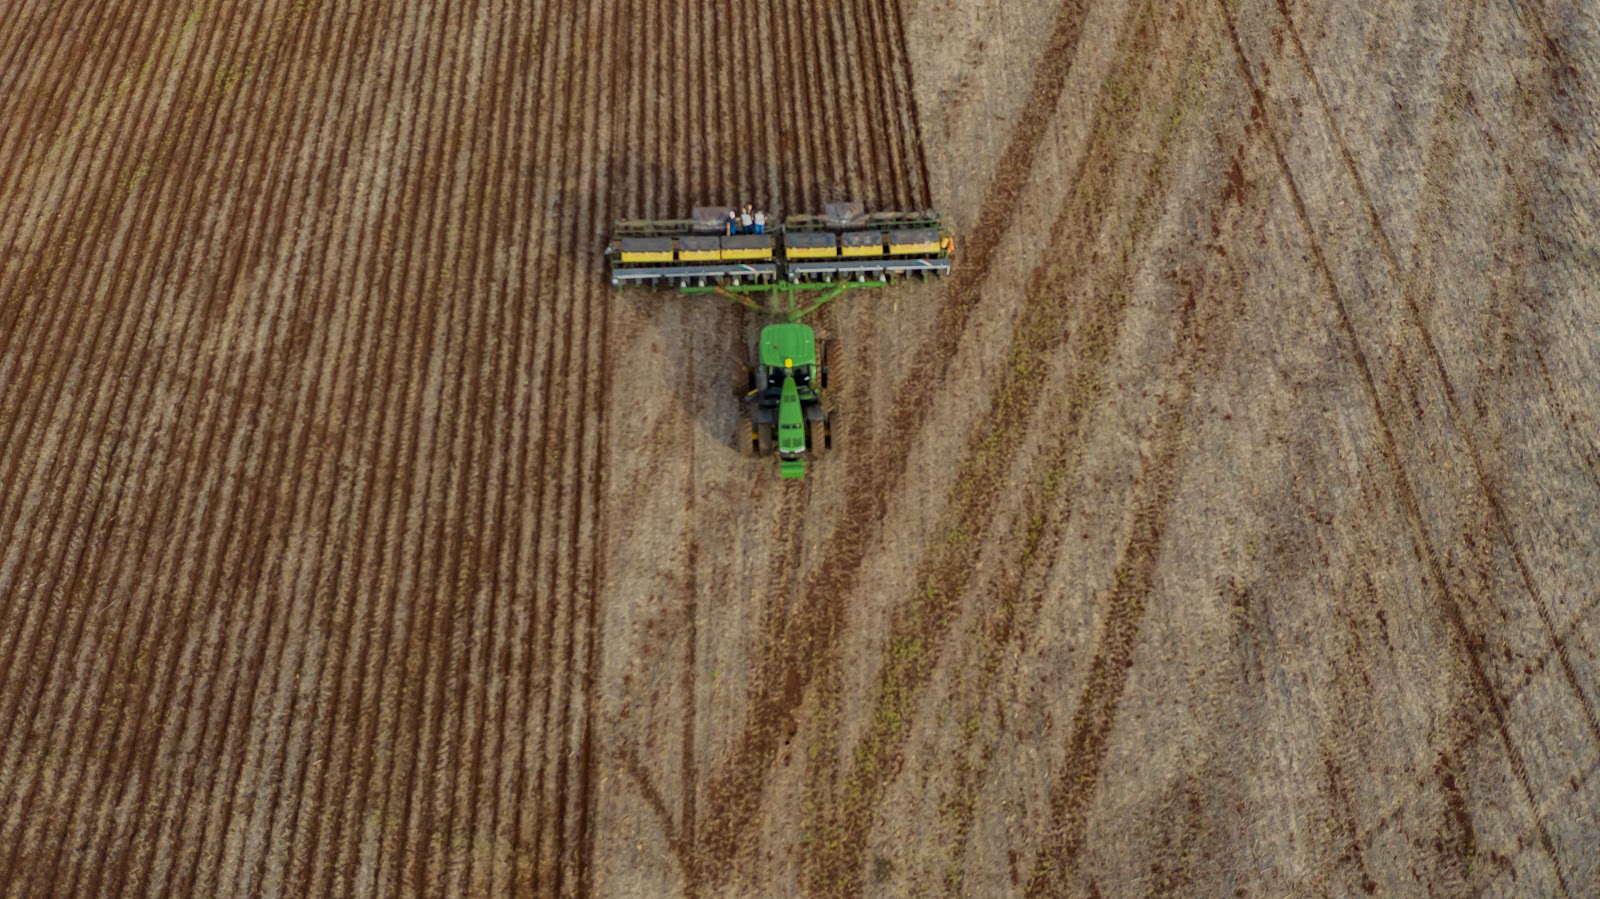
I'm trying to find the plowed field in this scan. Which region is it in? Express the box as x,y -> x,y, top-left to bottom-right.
2,0 -> 1597,897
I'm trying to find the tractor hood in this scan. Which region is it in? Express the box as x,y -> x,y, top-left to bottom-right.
777,376 -> 806,457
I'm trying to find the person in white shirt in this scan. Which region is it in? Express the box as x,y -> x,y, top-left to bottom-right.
740,207 -> 754,233
753,210 -> 767,235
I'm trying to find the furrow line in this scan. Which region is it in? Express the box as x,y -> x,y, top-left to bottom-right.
884,0 -> 933,206
571,0 -> 631,892
443,6 -> 523,896
121,5 -> 374,891
824,0 -> 866,202
229,9 -> 411,896
519,0 -> 589,888
860,0 -> 912,206
79,6 -> 373,894
375,0 -> 481,891
755,0 -> 793,211
309,6 -> 457,893
772,0 -> 816,211
726,0 -> 750,202
269,28 -> 426,889
0,0 -> 109,187
470,5 -> 537,892
849,0 -> 892,205
0,0 -> 226,458
0,0 -> 164,230
135,8 -> 371,894
0,0 -> 278,866
313,2 -> 457,892
395,11 -> 488,868
546,0 -> 614,888
515,0 -> 585,883
502,0 -> 569,889
0,0 -> 234,627
690,0 -> 709,201
72,3 -> 360,883
412,9 -> 503,895
245,15 -> 418,894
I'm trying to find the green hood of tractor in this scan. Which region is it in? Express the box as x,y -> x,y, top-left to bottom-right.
778,376 -> 806,479
759,323 -> 816,369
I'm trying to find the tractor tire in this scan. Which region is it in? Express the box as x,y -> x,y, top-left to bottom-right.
739,409 -> 757,456
820,339 -> 836,390
757,421 -> 773,456
737,358 -> 755,396
808,417 -> 830,458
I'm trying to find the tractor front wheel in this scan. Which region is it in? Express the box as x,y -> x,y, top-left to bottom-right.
808,416 -> 831,458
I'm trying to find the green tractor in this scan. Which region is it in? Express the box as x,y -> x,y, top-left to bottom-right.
742,322 -> 832,479
607,203 -> 952,479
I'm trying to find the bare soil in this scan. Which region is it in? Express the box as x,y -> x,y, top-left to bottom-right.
1,0 -> 1597,897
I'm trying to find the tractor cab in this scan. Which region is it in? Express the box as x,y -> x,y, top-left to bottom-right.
744,323 -> 831,478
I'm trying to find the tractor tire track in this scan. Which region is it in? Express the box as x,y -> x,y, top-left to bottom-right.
1269,0 -> 1600,757
1022,266 -> 1209,897
933,70 -> 1261,899
1216,1 -> 1575,892
696,0 -> 1097,876
800,8 -> 1218,891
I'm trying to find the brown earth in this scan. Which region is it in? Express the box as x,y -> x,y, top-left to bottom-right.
1,0 -> 1597,897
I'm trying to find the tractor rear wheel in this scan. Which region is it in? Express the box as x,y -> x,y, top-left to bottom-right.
820,339 -> 836,390
737,357 -> 755,395
740,409 -> 757,456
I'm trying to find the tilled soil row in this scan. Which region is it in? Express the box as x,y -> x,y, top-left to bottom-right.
0,0 -> 930,896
